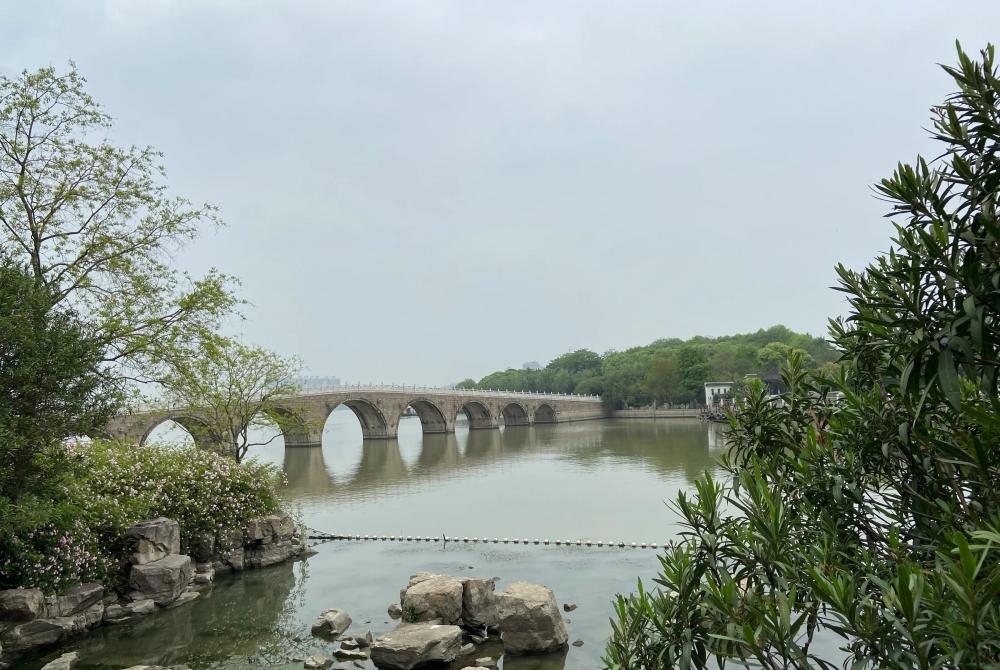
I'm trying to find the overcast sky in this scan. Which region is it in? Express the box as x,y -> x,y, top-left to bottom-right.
4,1 -> 998,385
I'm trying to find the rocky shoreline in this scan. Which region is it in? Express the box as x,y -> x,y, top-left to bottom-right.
297,571 -> 572,669
0,513 -> 307,669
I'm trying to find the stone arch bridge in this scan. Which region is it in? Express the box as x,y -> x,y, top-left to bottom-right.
104,385 -> 607,450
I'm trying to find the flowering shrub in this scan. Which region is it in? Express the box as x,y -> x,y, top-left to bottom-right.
0,514 -> 112,592
0,440 -> 284,593
74,440 -> 284,544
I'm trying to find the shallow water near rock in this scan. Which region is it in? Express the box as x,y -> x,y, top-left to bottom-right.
24,416 -> 728,669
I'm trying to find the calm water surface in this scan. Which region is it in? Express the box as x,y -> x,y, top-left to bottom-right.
31,415 -> 727,670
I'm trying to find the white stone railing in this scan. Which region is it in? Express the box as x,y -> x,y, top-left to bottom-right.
290,383 -> 602,402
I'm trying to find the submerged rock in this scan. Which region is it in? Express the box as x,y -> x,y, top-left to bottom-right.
369,622 -> 463,669
311,608 -> 352,637
495,582 -> 568,654
302,655 -> 333,669
40,651 -> 79,670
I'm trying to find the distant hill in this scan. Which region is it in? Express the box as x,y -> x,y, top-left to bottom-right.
455,325 -> 838,408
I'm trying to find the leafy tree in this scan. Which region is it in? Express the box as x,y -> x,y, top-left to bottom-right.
0,261 -> 119,500
0,64 -> 238,387
756,341 -> 815,373
455,378 -> 478,389
604,43 -> 1000,670
645,353 -> 681,403
162,335 -> 302,461
676,345 -> 710,402
547,349 -> 602,375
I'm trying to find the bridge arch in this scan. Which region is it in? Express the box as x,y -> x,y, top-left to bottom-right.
533,403 -> 557,424
331,398 -> 390,440
499,401 -> 530,427
141,415 -> 216,452
456,400 -> 496,430
403,398 -> 449,434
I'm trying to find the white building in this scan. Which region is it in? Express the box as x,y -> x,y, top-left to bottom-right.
704,381 -> 735,407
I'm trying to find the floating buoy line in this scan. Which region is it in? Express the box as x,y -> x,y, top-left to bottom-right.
305,527 -> 672,551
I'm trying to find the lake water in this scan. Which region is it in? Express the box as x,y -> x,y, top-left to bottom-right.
27,414 -> 727,670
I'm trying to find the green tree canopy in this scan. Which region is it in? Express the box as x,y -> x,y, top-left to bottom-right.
0,261 -> 119,499
457,327 -> 836,407
0,64 -> 238,388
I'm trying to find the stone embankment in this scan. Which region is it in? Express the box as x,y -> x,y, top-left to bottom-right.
0,513 -> 305,668
308,571 -> 568,669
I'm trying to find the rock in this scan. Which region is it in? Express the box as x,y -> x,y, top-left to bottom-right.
572,639 -> 584,647
333,648 -> 368,661
125,518 -> 180,565
128,599 -> 157,616
369,623 -> 463,670
357,628 -> 374,648
0,588 -> 45,621
0,617 -> 71,652
474,659 -> 498,668
401,575 -> 464,624
45,584 -> 104,618
461,578 -> 498,627
245,540 -> 302,568
164,592 -> 199,609
398,572 -> 441,604
340,638 -> 359,650
223,547 -> 245,571
563,602 -> 577,612
311,608 -> 351,637
469,634 -> 486,644
459,642 -> 474,654
388,603 -> 403,619
192,571 -> 214,585
303,655 -> 333,669
188,532 -> 216,562
495,582 -> 568,654
129,554 -> 194,605
40,651 -> 79,670
266,513 -> 297,541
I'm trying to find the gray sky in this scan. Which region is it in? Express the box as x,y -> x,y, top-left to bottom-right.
4,1 -> 999,385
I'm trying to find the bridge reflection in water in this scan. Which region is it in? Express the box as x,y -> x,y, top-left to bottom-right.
276,414 -> 727,505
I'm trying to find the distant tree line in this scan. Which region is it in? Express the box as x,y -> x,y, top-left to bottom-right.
456,325 -> 838,407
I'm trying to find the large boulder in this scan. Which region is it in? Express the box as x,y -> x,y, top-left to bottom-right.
125,518 -> 180,565
370,623 -> 463,670
44,583 -> 104,618
401,575 -> 464,625
495,582 -> 568,654
129,554 -> 193,605
0,588 -> 45,621
311,608 -> 351,637
462,578 -> 498,628
245,539 -> 303,569
0,617 -> 71,652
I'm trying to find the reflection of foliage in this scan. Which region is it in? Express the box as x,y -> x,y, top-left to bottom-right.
81,561 -> 309,668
